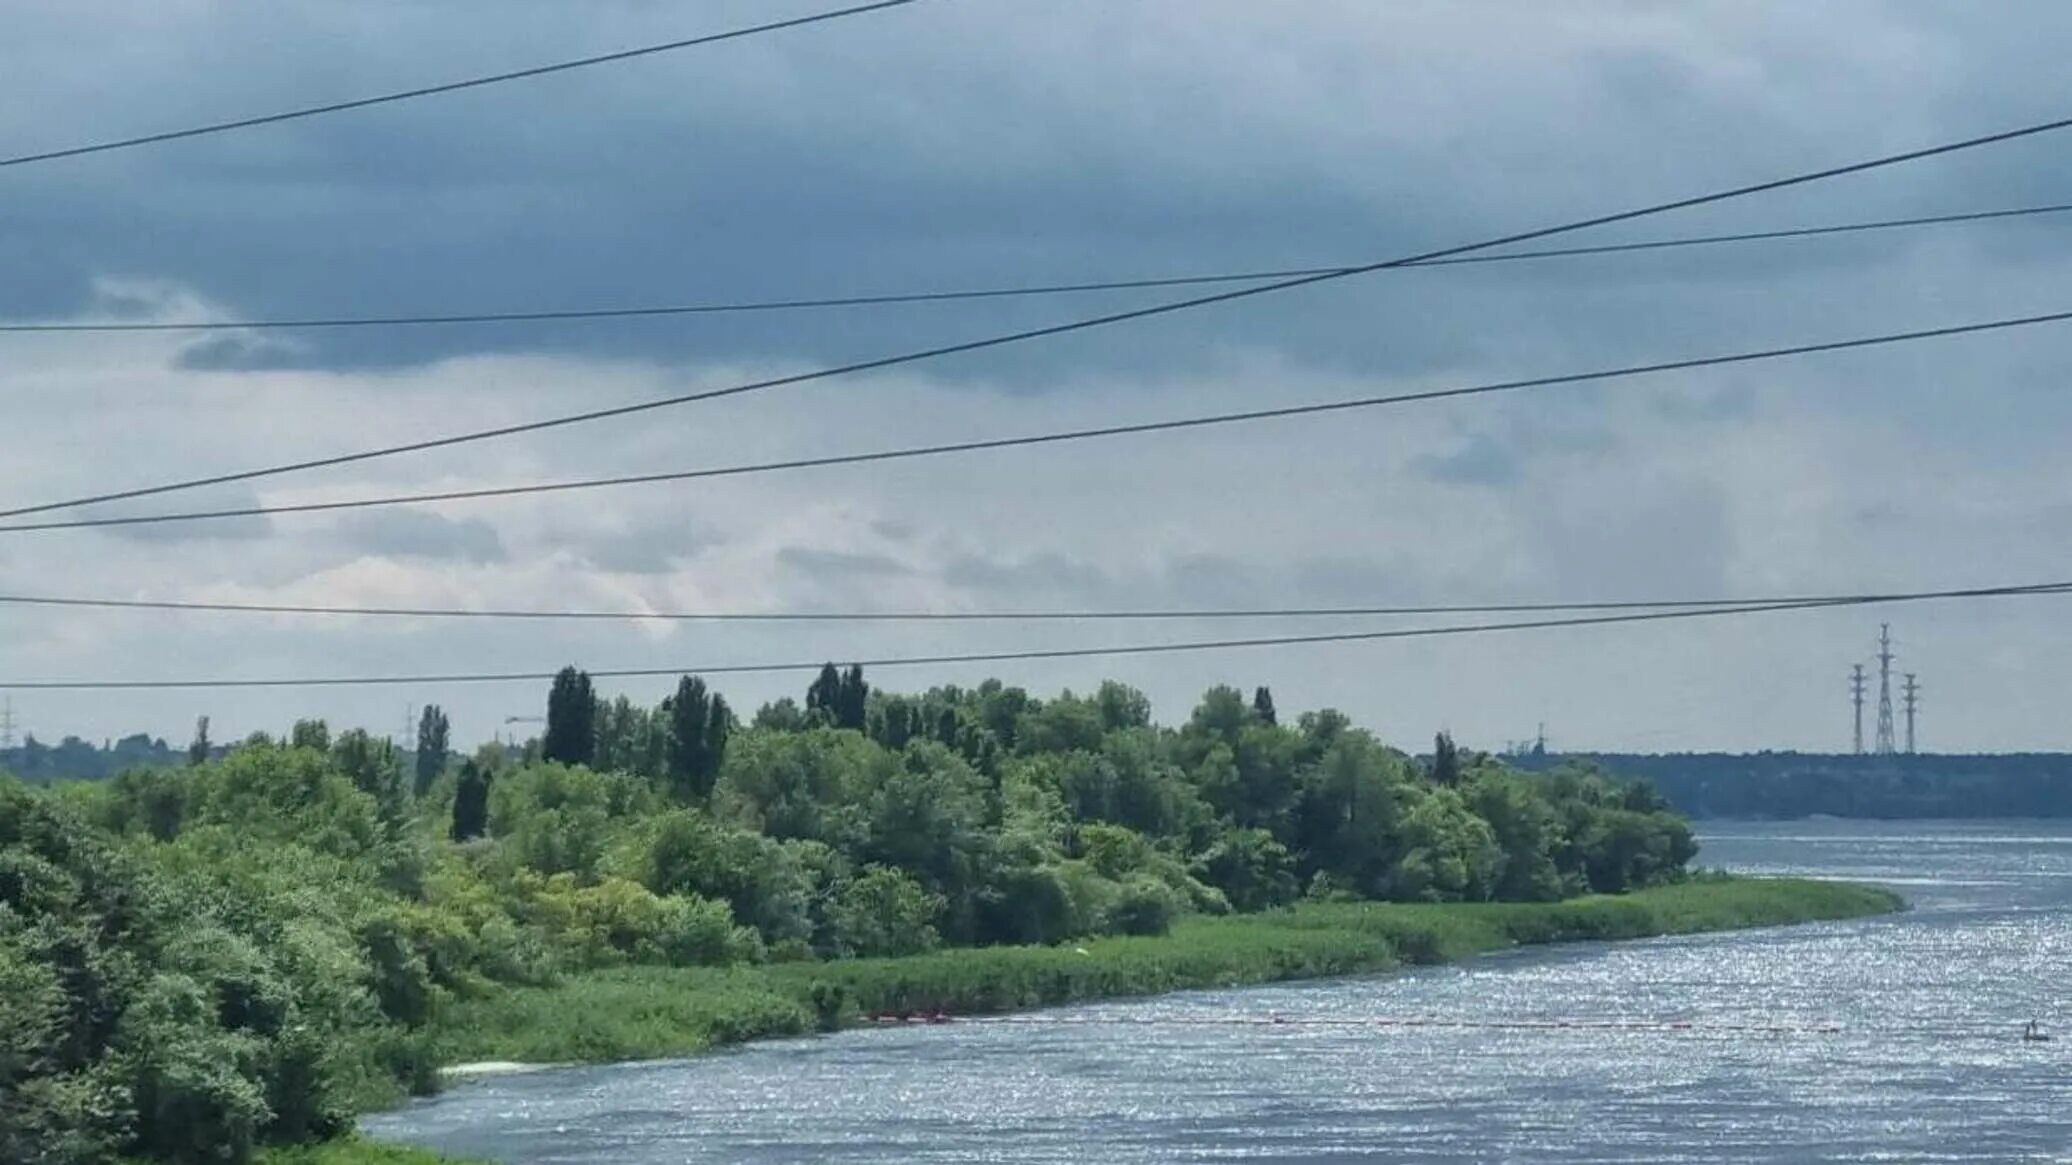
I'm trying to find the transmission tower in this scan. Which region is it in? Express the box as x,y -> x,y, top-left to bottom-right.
0,697 -> 16,751
1903,674 -> 1919,754
1849,665 -> 1866,755
1873,624 -> 1897,756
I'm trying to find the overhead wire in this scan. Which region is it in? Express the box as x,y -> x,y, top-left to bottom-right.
0,584 -> 2034,623
2,580 -> 2065,689
0,1 -> 929,169
3,202 -> 2067,335
8,112 -> 2072,522
5,304 -> 2068,535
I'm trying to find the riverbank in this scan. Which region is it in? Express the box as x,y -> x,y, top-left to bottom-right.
429,877 -> 1900,1068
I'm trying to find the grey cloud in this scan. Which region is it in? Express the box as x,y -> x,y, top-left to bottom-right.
544,517 -> 716,576
776,546 -> 913,579
1524,481 -> 1733,598
1290,556 -> 1421,604
331,510 -> 506,565
1649,382 -> 1759,423
94,490 -> 275,544
1159,554 -> 1275,608
1414,433 -> 1521,487
941,551 -> 1111,598
173,332 -> 309,372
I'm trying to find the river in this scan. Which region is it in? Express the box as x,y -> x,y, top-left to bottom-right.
365,820 -> 2072,1162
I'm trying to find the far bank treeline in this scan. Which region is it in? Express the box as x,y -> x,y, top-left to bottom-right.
1510,750 -> 2072,818
2,669 -> 1692,1163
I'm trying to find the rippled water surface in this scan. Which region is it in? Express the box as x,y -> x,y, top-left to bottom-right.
366,820 -> 2072,1163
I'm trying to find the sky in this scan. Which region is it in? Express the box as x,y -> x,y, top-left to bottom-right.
3,0 -> 2071,754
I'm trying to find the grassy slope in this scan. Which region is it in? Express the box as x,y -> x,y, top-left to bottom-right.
431,877 -> 1900,1066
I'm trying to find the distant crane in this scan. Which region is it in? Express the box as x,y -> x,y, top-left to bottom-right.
0,697 -> 15,751
501,715 -> 544,747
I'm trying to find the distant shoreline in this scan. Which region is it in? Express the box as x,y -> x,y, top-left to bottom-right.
1512,753 -> 2072,819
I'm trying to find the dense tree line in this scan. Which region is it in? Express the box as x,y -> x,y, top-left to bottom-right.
1511,751 -> 2072,818
1,733 -> 182,783
1,674 -> 1691,1162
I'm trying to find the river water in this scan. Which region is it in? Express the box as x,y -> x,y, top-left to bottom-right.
365,820 -> 2072,1163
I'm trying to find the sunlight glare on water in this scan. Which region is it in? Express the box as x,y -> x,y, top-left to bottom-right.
365,820 -> 2072,1163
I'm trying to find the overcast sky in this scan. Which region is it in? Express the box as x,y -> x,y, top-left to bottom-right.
4,0 -> 2071,754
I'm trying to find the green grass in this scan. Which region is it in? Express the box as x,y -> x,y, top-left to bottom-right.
429,876 -> 1900,1068
254,1140 -> 486,1165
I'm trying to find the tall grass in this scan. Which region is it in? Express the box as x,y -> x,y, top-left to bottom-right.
430,877 -> 1899,1068
254,1141 -> 482,1165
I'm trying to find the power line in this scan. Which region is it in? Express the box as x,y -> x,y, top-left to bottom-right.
8,112 -> 2069,522
0,1 -> 928,170
2,580 -> 2064,690
7,202 -> 2069,336
0,582 -> 2061,624
6,304 -> 2068,535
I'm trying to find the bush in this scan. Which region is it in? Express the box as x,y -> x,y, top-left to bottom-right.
1101,876 -> 1182,937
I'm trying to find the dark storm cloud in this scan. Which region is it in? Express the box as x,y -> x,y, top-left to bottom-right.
10,1 -> 2071,393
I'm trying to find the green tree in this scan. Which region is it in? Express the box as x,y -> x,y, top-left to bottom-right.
544,667 -> 597,767
805,664 -> 842,725
829,865 -> 944,957
706,694 -> 733,783
628,811 -> 814,947
1388,787 -> 1501,901
1014,691 -> 1105,755
1464,772 -> 1566,901
1252,686 -> 1278,726
1192,826 -> 1298,911
1093,681 -> 1153,731
838,665 -> 870,731
754,698 -> 806,732
712,728 -> 883,845
855,741 -> 990,940
667,676 -> 714,801
592,695 -> 663,778
288,719 -> 330,752
1292,730 -> 1412,894
331,729 -> 407,830
451,760 -> 491,841
1431,731 -> 1462,787
413,705 -> 450,797
187,716 -> 210,767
